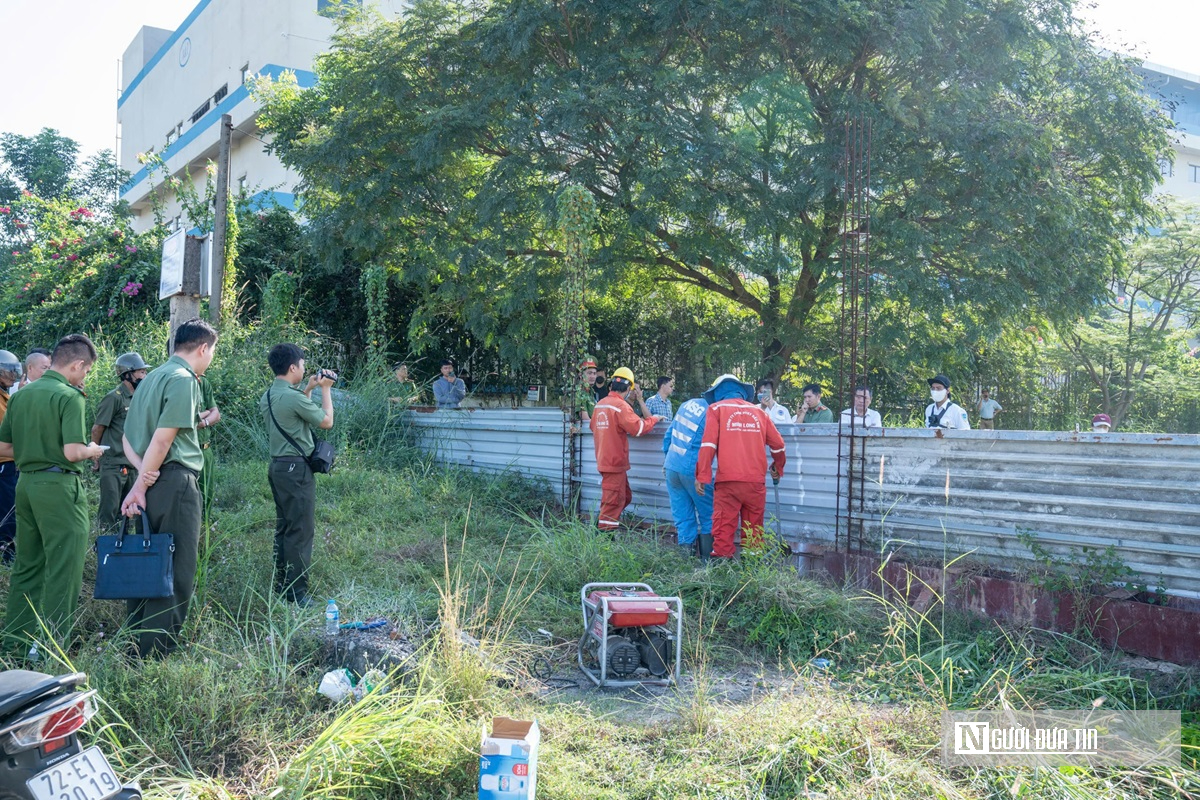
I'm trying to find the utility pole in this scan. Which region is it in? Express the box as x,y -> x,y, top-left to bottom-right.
209,114 -> 232,325
168,235 -> 205,354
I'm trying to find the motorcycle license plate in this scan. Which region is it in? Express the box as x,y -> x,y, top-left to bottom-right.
27,746 -> 121,800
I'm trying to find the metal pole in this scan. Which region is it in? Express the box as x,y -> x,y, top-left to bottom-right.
209,114 -> 232,324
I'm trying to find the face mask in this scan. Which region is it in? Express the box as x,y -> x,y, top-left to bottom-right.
595,377 -> 606,387
930,389 -> 947,403
1093,425 -> 1109,433
757,391 -> 768,402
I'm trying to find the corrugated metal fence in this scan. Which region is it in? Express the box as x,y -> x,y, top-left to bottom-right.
408,409 -> 1200,597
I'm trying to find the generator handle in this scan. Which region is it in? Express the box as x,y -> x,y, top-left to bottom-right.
581,582 -> 654,602
581,582 -> 655,628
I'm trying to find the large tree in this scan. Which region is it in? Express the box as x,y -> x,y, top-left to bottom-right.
1057,196 -> 1200,428
256,0 -> 1170,373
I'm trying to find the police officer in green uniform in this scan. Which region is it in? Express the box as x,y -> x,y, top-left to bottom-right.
120,318 -> 218,658
0,349 -> 21,564
260,343 -> 335,606
196,374 -> 220,516
91,352 -> 149,529
0,335 -> 105,650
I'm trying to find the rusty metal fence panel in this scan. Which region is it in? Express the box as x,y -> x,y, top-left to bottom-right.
854,429 -> 1200,598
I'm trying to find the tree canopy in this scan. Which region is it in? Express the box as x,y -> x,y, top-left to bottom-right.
256,0 -> 1170,375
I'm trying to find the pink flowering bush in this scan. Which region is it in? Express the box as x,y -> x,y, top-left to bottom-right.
0,192 -> 164,342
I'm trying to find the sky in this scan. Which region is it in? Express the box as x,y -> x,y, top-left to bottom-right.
0,0 -> 1195,160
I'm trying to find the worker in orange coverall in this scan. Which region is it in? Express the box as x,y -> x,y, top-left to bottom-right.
694,373 -> 787,559
590,367 -> 665,531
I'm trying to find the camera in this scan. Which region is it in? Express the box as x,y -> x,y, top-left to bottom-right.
318,369 -> 336,381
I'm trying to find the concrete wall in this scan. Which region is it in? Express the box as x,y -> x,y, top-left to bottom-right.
117,0 -> 335,230
407,409 -> 1200,598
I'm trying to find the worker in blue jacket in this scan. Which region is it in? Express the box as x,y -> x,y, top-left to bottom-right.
662,393 -> 714,562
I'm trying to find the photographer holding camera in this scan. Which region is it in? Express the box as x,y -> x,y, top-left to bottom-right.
433,359 -> 466,409
260,344 -> 335,607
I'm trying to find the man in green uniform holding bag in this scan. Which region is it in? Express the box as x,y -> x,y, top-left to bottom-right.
121,318 -> 218,658
261,343 -> 335,606
0,334 -> 105,652
91,352 -> 149,529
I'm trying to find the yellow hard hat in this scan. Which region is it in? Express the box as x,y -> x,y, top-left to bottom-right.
611,367 -> 635,384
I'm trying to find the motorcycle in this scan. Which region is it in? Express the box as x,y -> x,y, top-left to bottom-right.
0,669 -> 140,800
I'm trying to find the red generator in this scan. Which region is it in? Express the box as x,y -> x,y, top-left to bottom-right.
577,582 -> 683,688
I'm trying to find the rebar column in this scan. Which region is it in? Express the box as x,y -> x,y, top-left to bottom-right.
835,116 -> 872,552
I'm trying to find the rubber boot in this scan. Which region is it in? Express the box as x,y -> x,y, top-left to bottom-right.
697,534 -> 714,565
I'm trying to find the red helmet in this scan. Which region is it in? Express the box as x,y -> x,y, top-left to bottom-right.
1091,413 -> 1112,427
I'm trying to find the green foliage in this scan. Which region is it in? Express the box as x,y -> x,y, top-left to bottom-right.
0,128 -> 80,203
359,264 -> 388,370
0,192 -> 164,349
1055,196 -> 1200,429
256,0 -> 1169,379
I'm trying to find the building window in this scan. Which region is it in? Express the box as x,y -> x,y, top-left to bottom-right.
171,215 -> 182,231
165,122 -> 183,147
189,99 -> 211,125
240,63 -> 250,85
213,83 -> 228,104
1190,164 -> 1200,183
1158,158 -> 1173,178
237,175 -> 248,196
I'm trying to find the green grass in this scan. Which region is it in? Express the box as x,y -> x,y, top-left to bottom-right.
1,451 -> 1197,799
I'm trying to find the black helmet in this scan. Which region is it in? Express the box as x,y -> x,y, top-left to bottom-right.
115,352 -> 150,374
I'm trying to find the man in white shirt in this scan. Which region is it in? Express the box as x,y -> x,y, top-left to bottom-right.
756,379 -> 794,426
840,386 -> 882,428
977,389 -> 1003,430
8,349 -> 50,394
924,374 -> 970,430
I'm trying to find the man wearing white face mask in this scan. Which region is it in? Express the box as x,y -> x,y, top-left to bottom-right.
924,374 -> 971,430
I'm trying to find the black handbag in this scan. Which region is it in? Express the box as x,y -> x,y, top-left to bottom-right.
267,389 -> 336,474
94,512 -> 175,600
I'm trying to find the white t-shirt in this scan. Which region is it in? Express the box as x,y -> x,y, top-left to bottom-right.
759,402 -> 794,426
924,401 -> 971,430
840,408 -> 882,428
979,398 -> 1003,419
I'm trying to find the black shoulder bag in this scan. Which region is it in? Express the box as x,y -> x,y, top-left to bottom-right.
94,512 -> 175,600
267,389 -> 336,474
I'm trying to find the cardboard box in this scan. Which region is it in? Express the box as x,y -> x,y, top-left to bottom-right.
479,717 -> 539,799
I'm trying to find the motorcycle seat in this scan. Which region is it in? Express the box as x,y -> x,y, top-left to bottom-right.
0,670 -> 83,719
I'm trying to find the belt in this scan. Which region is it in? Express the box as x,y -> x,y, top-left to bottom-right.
160,462 -> 199,478
38,466 -> 81,476
272,456 -> 307,463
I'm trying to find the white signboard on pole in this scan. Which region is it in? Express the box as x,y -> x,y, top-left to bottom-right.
159,228 -> 186,299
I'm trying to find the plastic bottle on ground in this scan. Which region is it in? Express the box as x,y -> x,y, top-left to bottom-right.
325,599 -> 339,635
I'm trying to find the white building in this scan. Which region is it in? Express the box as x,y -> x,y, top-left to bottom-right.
1138,61 -> 1200,201
117,0 -> 344,232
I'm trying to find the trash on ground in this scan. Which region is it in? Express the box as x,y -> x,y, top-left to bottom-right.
340,616 -> 389,630
479,716 -> 539,799
318,668 -> 355,702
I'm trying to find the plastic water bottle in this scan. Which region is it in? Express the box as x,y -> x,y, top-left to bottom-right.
325,599 -> 339,635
